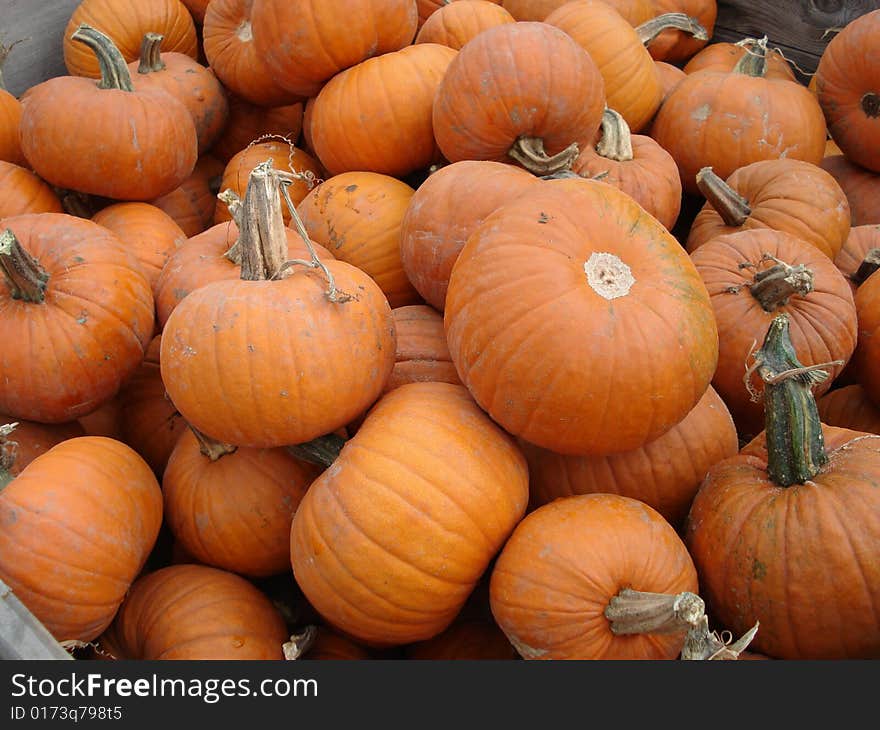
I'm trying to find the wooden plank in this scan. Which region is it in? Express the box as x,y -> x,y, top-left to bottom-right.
714,0 -> 880,81
0,0 -> 81,97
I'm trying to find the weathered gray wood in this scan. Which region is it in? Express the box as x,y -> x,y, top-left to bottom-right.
0,0 -> 81,97
714,0 -> 880,80
0,578 -> 74,660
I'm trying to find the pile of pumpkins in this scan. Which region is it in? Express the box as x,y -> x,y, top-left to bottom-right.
0,0 -> 878,661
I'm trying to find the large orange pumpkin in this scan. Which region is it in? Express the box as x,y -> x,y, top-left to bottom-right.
290,382 -> 529,647
444,177 -> 718,456
817,384 -> 880,436
208,95 -> 303,163
150,154 -> 225,237
819,155 -> 880,226
385,305 -> 462,393
0,213 -> 154,423
0,87 -> 24,165
0,161 -> 63,218
0,418 -> 85,477
415,1 -> 516,49
0,437 -> 163,643
853,269 -> 880,409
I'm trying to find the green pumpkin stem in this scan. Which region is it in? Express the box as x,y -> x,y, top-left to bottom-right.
137,32 -> 166,74
636,12 -> 709,46
695,166 -> 751,226
70,24 -> 134,92
747,313 -> 842,487
745,254 -> 814,311
732,35 -> 769,78
188,424 -> 237,461
850,248 -> 880,286
508,136 -> 579,176
595,108 -> 634,162
286,432 -> 346,468
0,229 -> 49,303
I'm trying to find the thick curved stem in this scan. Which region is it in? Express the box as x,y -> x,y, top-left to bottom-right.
137,32 -> 166,74
747,254 -> 814,311
732,35 -> 769,78
695,167 -> 751,226
851,248 -> 880,286
286,432 -> 346,468
0,229 -> 49,303
70,24 -> 134,92
188,425 -> 237,461
237,160 -> 289,281
636,12 -> 708,46
748,314 -> 835,486
605,589 -> 706,635
508,136 -> 579,176
681,617 -> 760,660
595,108 -> 633,162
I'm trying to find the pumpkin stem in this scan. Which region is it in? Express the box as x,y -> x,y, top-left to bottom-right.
508,136 -> 579,176
636,12 -> 709,46
695,166 -> 751,226
286,432 -> 346,468
745,253 -> 814,311
732,35 -> 769,78
0,421 -> 19,488
70,24 -> 134,92
217,188 -> 244,264
595,108 -> 634,162
188,424 -> 237,461
862,92 -> 880,119
0,37 -> 27,92
748,313 -> 837,486
235,160 -> 289,281
136,32 -> 166,74
0,229 -> 49,303
282,626 -> 318,660
850,248 -> 880,286
680,618 -> 760,660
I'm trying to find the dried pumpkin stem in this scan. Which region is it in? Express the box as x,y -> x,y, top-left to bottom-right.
286,432 -> 346,468
595,108 -> 633,162
237,160 -> 289,281
747,254 -> 814,311
605,588 -> 706,635
732,35 -> 769,78
136,32 -> 166,74
0,229 -> 49,303
695,166 -> 751,226
0,422 -> 19,488
851,248 -> 880,286
508,136 -> 579,176
218,189 -> 244,263
188,424 -> 236,461
680,617 -> 760,660
70,24 -> 134,92
282,626 -> 318,660
0,37 -> 27,92
636,12 -> 709,46
749,313 -> 831,486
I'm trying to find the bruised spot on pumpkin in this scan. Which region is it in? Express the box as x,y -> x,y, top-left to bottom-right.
537,212 -> 549,224
752,558 -> 767,580
691,103 -> 711,122
345,184 -> 358,193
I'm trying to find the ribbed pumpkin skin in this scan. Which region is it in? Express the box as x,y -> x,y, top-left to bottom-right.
92,202 -> 187,298
0,161 -> 63,218
304,627 -> 373,659
818,385 -> 880,436
154,220 -> 335,329
686,159 -> 852,260
654,61 -> 686,100
572,127 -> 682,231
151,155 -> 224,238
685,432 -> 880,659
683,43 -> 797,81
405,618 -> 518,659
0,89 -> 24,165
650,69 -> 827,195
104,564 -> 289,659
251,0 -> 418,98
161,260 -> 396,448
0,214 -> 154,424
819,155 -> 880,226
545,1 -> 663,133
202,0 -> 302,108
814,10 -> 880,173
19,76 -> 198,202
0,416 -> 86,476
63,0 -> 199,78
290,382 -> 529,647
208,97 -> 304,163
490,493 -> 699,660
432,22 -> 606,165
691,228 -> 857,438
309,44 -> 456,178
834,224 -> 880,293
854,271 -> 880,408
399,160 -> 538,311
522,385 -> 738,528
500,0 -> 569,19
386,305 -> 462,393
180,0 -> 210,22
419,0 -> 503,26
163,429 -> 320,577
415,1 -> 515,49
116,335 -> 188,477
444,178 -> 719,456
0,437 -> 163,643
214,141 -> 323,224
296,172 -> 419,308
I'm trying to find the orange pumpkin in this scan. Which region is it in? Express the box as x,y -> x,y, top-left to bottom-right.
0,161 -> 63,218
0,437 -> 163,643
151,154 -> 225,237
819,155 -> 880,226
296,171 -> 419,307
0,418 -> 85,477
833,224 -> 880,292
415,1 -> 515,49
0,87 -> 24,165
444,177 -> 718,456
291,382 -> 529,646
405,617 -> 518,660
645,0 -> 717,63
208,95 -> 304,163
385,305 -> 462,393
817,384 -> 880,436
853,269 -> 880,409
490,493 -> 700,659
683,38 -> 797,81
